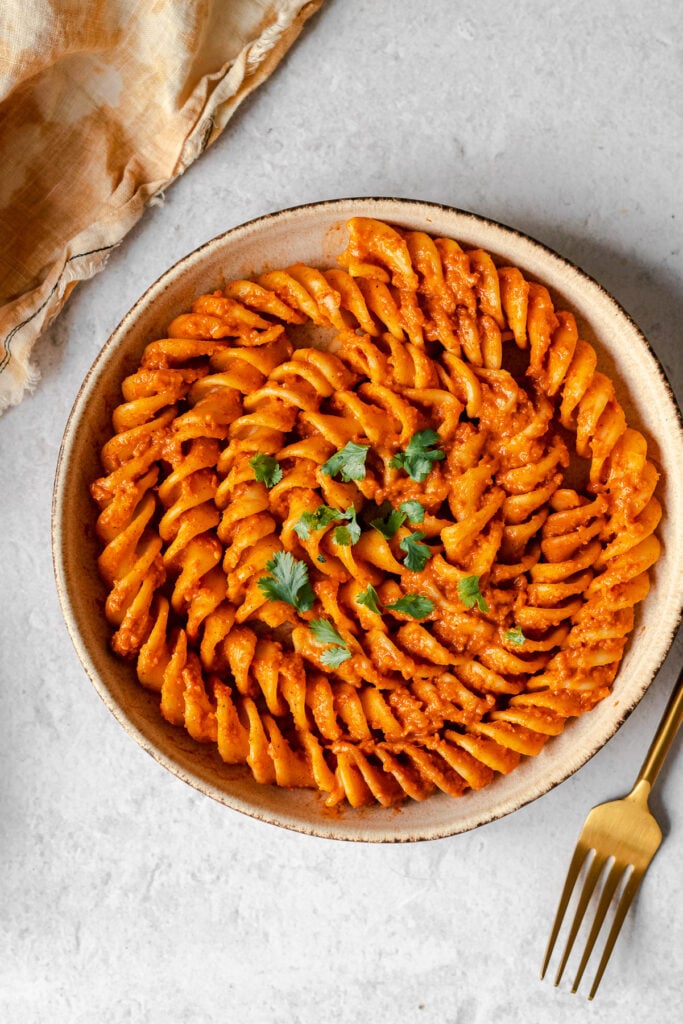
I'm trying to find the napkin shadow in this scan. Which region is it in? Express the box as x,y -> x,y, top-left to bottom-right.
32,304 -> 72,399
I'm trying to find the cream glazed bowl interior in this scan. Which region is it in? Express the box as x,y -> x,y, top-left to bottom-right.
52,198 -> 683,842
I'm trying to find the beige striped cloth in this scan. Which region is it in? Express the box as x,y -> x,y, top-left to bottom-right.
0,0 -> 323,413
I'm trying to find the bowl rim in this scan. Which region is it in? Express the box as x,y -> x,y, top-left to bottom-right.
52,196 -> 683,842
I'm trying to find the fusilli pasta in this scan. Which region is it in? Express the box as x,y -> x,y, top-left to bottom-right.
91,217 -> 662,809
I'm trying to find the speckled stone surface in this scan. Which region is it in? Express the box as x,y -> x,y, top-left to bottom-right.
2,1 -> 682,1021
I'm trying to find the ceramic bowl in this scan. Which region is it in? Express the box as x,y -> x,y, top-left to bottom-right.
52,198 -> 683,841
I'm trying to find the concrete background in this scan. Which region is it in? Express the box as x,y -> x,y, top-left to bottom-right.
2,1 -> 682,1021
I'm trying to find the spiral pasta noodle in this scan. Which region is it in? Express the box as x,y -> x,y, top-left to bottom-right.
91,217 -> 661,809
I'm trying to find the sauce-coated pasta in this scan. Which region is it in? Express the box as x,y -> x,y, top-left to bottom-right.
91,217 -> 661,808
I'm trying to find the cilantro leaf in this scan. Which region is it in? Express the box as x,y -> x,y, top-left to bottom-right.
399,531 -> 432,572
294,505 -> 362,546
355,583 -> 381,614
320,645 -> 353,668
333,526 -> 353,545
370,506 -> 406,539
385,594 -> 435,619
321,441 -> 370,482
310,619 -> 347,646
257,551 -> 315,612
457,575 -> 490,613
293,505 -> 343,540
399,500 -> 425,523
504,626 -> 526,646
390,430 -> 445,482
249,453 -> 283,488
333,506 -> 361,546
310,618 -> 352,667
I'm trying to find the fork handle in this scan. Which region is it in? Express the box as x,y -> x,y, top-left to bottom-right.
636,662 -> 683,790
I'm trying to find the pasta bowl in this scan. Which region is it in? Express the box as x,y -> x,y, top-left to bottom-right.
52,197 -> 683,841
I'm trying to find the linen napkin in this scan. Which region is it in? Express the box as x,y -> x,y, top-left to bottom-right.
0,0 -> 324,414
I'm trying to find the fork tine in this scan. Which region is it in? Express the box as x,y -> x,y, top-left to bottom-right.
540,842 -> 591,980
570,859 -> 627,994
587,867 -> 644,1000
553,850 -> 606,986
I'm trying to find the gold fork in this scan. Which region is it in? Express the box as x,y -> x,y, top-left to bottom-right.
541,661 -> 683,999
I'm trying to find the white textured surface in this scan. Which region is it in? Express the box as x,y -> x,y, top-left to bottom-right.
2,0 -> 682,1020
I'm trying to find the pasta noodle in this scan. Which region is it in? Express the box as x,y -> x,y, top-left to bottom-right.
91,217 -> 662,809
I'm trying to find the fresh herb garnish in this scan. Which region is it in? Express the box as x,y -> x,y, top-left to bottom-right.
399,531 -> 432,572
321,441 -> 370,482
257,551 -> 315,612
504,626 -> 526,646
310,618 -> 352,667
355,583 -> 381,614
293,505 -> 343,540
458,575 -> 490,613
369,499 -> 425,538
249,453 -> 283,488
390,430 -> 445,482
356,583 -> 435,619
333,506 -> 361,546
385,595 -> 435,619
320,645 -> 353,668
399,500 -> 425,523
293,504 -> 361,546
370,507 -> 406,539
310,619 -> 347,645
